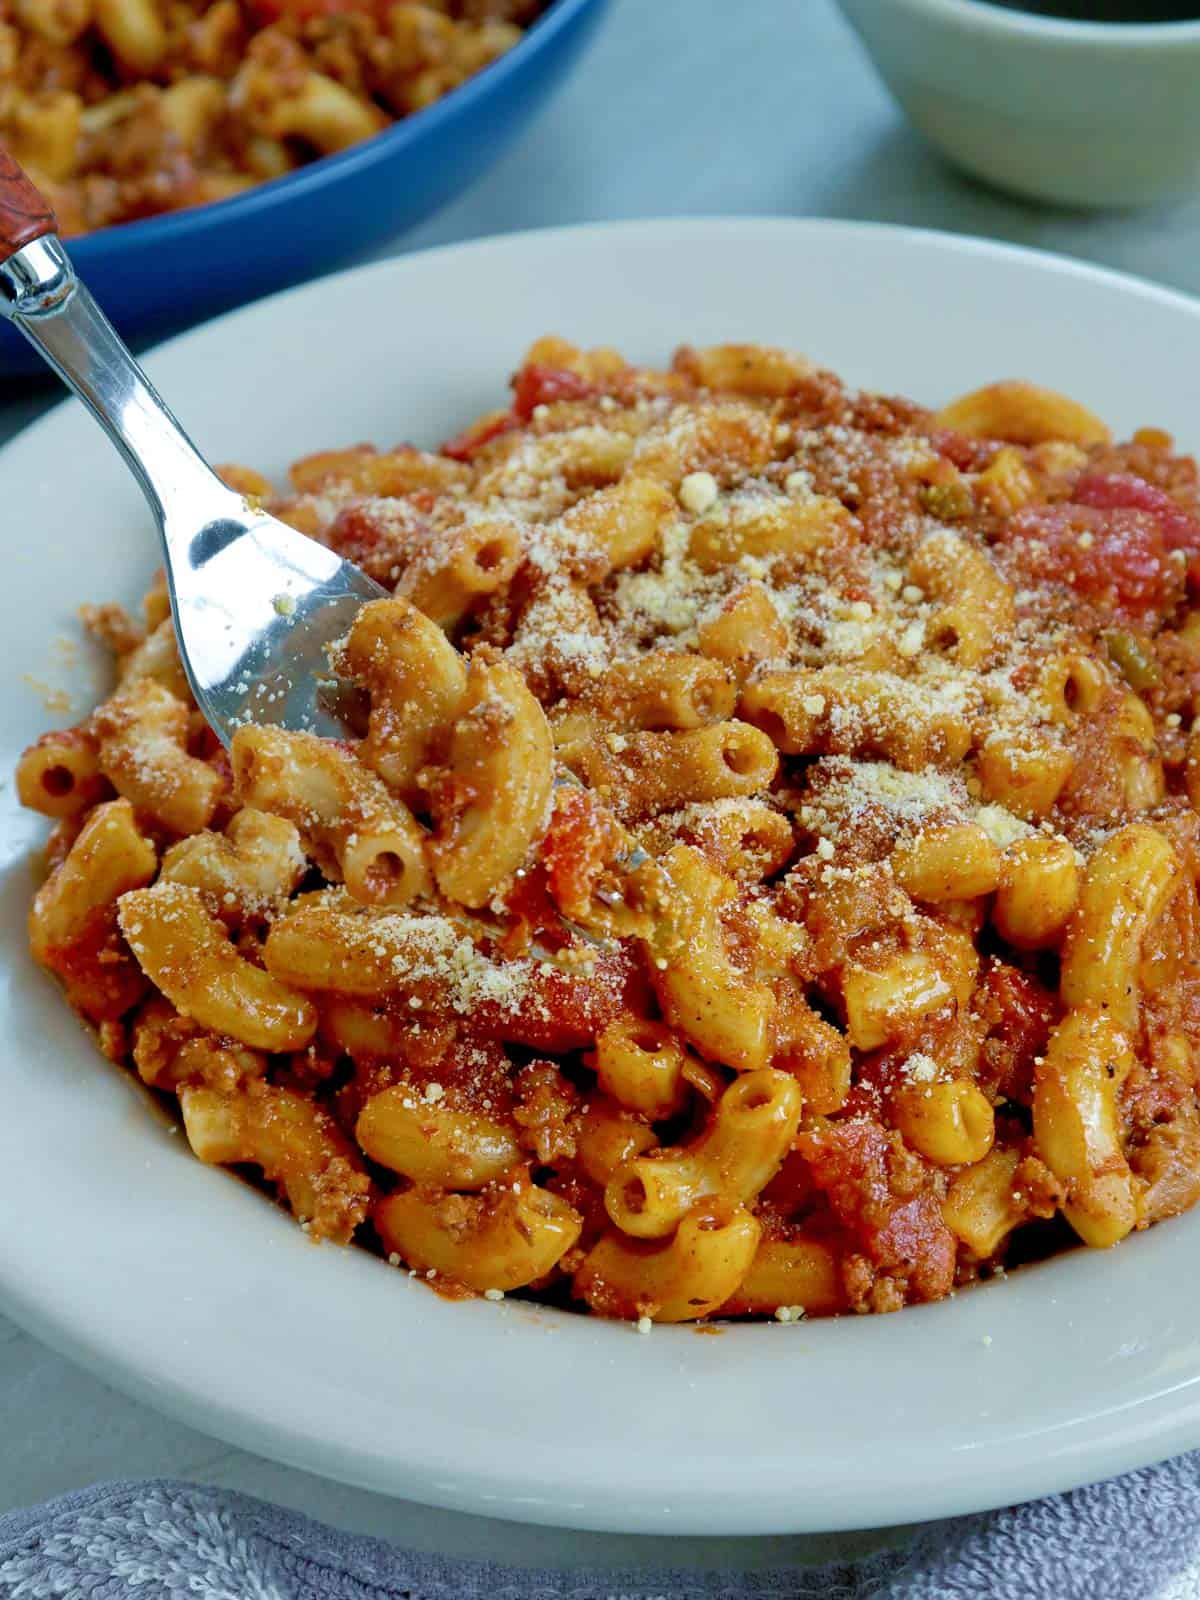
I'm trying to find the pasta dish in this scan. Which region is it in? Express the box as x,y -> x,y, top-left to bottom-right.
19,338 -> 1200,1324
0,0 -> 546,235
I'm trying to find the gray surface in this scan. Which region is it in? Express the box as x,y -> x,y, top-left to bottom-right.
11,1470 -> 1200,1598
2,0 -> 1199,1572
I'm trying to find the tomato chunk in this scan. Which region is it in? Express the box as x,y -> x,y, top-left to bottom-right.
439,411 -> 517,463
541,786 -> 626,923
1073,471 -> 1200,587
511,364 -> 597,420
1004,502 -> 1179,617
469,944 -> 647,1052
439,367 -> 600,459
496,865 -> 573,957
323,500 -> 426,586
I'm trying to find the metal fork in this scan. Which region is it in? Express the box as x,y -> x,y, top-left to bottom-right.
0,149 -> 386,745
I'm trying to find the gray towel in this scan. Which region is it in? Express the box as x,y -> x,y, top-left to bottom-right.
2,1466 -> 1199,1599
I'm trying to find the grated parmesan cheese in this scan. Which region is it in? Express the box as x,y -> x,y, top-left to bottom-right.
903,1052 -> 938,1083
678,471 -> 719,515
975,803 -> 1032,849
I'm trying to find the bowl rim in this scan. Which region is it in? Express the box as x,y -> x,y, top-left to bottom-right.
8,215 -> 1200,1534
63,0 -> 603,260
864,0 -> 1200,44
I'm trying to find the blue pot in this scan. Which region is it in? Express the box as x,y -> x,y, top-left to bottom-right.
0,0 -> 609,378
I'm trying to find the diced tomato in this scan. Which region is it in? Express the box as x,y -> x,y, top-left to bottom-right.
323,502 -> 383,566
323,500 -> 425,586
439,367 -> 600,459
1073,471 -> 1200,588
510,364 -> 597,421
1004,501 -> 1180,617
541,786 -> 626,922
496,864 -> 571,957
469,944 -> 648,1052
439,410 -> 517,463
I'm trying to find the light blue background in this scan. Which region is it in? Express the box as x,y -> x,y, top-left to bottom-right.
4,0 -> 1200,1573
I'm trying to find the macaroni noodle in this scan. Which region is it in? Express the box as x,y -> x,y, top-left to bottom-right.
20,339 -> 1200,1324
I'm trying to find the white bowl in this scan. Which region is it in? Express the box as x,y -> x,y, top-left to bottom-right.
834,0 -> 1200,208
6,218 -> 1200,1535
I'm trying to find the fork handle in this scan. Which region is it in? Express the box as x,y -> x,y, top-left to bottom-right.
0,147 -> 56,255
0,145 -> 230,535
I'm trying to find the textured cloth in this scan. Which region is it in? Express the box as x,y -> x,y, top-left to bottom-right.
2,1469 -> 1200,1599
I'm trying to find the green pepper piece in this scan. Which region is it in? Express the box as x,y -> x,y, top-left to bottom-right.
1105,629 -> 1161,692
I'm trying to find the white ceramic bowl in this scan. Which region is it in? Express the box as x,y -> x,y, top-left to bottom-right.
834,0 -> 1200,208
5,218 -> 1200,1535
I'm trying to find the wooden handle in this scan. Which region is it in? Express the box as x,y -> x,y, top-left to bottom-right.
0,147 -> 56,258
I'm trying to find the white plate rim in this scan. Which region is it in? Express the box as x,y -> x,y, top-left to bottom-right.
3,216 -> 1200,1535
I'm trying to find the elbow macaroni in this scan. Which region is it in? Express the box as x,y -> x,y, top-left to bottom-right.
20,340 -> 1200,1324
605,1070 -> 803,1238
119,882 -> 317,1052
90,677 -> 222,835
428,654 -> 554,908
232,723 -> 431,907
